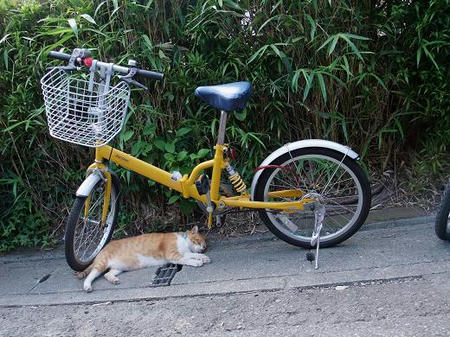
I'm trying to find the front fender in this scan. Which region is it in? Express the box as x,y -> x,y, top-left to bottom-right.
250,139 -> 359,200
75,171 -> 104,197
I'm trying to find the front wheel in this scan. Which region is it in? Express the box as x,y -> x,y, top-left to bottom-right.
435,181 -> 450,241
65,173 -> 120,271
254,147 -> 371,248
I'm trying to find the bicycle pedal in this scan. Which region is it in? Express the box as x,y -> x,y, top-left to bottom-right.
150,263 -> 182,287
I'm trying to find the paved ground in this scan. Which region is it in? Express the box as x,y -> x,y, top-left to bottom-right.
0,209 -> 449,336
1,274 -> 448,337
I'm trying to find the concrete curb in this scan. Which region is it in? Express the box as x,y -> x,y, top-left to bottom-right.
361,215 -> 435,231
1,260 -> 448,308
209,214 -> 435,246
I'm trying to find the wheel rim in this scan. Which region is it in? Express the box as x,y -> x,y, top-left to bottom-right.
263,154 -> 364,243
73,182 -> 116,263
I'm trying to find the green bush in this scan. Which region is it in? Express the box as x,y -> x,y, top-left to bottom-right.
1,0 -> 449,251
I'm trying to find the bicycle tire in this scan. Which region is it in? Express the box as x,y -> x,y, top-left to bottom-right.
254,147 -> 371,248
435,181 -> 450,241
65,172 -> 120,271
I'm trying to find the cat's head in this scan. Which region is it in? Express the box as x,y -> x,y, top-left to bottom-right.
187,226 -> 207,252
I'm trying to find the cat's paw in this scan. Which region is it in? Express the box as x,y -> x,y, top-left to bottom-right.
83,285 -> 93,293
199,254 -> 211,263
187,259 -> 203,267
111,278 -> 121,285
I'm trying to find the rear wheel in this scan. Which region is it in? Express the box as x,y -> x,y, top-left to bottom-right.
65,173 -> 120,271
254,147 -> 371,248
435,181 -> 450,241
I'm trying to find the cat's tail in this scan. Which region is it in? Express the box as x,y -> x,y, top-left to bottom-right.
73,264 -> 94,279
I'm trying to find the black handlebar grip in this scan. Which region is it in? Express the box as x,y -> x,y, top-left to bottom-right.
49,51 -> 72,61
136,68 -> 164,80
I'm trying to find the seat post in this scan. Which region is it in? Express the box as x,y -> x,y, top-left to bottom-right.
217,110 -> 228,145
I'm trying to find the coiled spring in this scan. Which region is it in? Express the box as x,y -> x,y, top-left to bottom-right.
225,163 -> 247,194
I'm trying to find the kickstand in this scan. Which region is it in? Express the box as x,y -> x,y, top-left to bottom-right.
309,204 -> 325,270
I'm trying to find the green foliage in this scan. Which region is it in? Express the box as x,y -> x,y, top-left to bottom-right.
0,0 -> 449,251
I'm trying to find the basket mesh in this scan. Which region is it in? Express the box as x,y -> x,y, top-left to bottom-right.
41,68 -> 130,147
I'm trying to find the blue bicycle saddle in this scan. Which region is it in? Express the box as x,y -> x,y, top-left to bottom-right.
194,82 -> 253,111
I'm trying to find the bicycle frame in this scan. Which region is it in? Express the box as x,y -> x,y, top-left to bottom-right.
90,144 -> 313,206
88,111 -> 315,227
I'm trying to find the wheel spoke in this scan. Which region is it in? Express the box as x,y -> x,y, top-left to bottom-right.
323,196 -> 357,215
321,161 -> 348,196
260,151 -> 367,246
71,184 -> 116,264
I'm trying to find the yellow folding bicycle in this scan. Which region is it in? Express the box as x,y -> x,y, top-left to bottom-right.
41,49 -> 371,271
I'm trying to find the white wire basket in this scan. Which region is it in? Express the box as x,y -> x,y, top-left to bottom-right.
41,67 -> 130,147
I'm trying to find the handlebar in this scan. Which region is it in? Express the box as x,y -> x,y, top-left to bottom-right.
49,51 -> 72,61
48,50 -> 164,81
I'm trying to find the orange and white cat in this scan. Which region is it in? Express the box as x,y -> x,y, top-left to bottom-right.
75,226 -> 210,292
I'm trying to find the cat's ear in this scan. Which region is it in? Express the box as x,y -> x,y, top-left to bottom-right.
191,225 -> 199,234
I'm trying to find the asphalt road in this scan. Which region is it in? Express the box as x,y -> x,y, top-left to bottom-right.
1,273 -> 449,337
0,215 -> 449,336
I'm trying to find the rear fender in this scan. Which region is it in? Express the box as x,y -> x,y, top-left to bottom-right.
250,139 -> 359,200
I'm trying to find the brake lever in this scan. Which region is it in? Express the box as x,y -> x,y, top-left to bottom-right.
127,78 -> 148,90
118,61 -> 148,90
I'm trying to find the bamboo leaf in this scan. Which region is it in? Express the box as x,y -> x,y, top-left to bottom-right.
317,73 -> 327,103
318,36 -> 334,52
327,36 -> 339,55
305,14 -> 316,41
247,45 -> 268,64
416,47 -> 422,67
340,34 -> 363,61
36,28 -> 73,37
176,127 -> 192,137
342,55 -> 351,79
84,28 -> 107,37
422,43 -> 440,71
257,15 -> 278,34
270,0 -> 282,14
2,120 -> 28,132
291,70 -> 301,91
303,72 -> 314,102
80,14 -> 96,25
94,1 -> 107,17
394,118 -> 405,139
341,120 -> 349,141
248,133 -> 266,148
369,73 -> 387,90
142,34 -> 153,51
345,33 -> 370,40
67,18 -> 78,37
0,34 -> 10,44
270,44 -> 292,74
